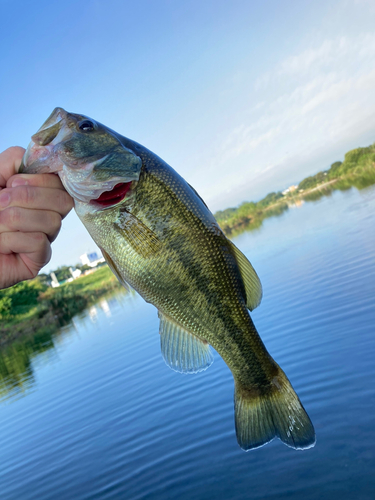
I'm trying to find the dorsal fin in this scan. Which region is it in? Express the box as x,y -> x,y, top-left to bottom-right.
114,209 -> 162,258
187,182 -> 209,209
228,241 -> 263,311
159,312 -> 214,374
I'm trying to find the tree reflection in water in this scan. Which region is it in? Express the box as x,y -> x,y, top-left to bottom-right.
0,290 -> 126,402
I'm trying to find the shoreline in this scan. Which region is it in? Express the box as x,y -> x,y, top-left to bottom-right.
217,170 -> 374,235
0,266 -> 125,347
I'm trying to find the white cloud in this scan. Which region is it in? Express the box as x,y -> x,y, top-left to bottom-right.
277,33 -> 375,77
199,33 -> 375,210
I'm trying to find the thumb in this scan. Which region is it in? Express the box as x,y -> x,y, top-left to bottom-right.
0,147 -> 26,187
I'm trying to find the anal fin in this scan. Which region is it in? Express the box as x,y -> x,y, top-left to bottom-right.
159,312 -> 213,374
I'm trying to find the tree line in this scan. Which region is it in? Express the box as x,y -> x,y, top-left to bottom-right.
214,142 -> 375,234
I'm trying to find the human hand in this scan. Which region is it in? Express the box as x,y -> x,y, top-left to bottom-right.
0,147 -> 74,289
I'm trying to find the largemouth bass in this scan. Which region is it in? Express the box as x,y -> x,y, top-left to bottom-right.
20,108 -> 315,451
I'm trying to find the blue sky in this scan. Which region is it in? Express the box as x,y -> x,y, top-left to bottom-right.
1,0 -> 375,271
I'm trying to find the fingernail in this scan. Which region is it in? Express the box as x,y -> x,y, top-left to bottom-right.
10,177 -> 28,187
0,191 -> 10,208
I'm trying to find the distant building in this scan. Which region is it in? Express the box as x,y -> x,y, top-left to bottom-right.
50,272 -> 60,288
80,251 -> 105,268
282,185 -> 298,195
70,267 -> 82,280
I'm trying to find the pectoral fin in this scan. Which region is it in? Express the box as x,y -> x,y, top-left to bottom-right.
228,241 -> 263,311
100,248 -> 132,292
159,312 -> 214,374
115,210 -> 162,258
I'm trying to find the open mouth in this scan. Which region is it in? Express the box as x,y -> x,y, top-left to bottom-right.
92,182 -> 132,207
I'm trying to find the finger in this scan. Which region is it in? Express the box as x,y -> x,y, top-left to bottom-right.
0,231 -> 51,264
0,207 -> 62,242
0,147 -> 25,187
0,232 -> 51,282
7,172 -> 66,191
0,185 -> 74,218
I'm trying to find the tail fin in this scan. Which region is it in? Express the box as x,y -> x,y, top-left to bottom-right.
234,367 -> 315,451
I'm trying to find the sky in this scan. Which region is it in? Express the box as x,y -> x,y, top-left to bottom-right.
1,0 -> 375,272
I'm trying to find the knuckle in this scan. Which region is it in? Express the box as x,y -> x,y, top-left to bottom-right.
3,206 -> 22,228
48,213 -> 62,242
21,185 -> 36,205
0,231 -> 9,247
32,231 -> 48,244
11,184 -> 34,206
50,211 -> 62,230
33,232 -> 52,263
31,174 -> 53,189
57,189 -> 74,212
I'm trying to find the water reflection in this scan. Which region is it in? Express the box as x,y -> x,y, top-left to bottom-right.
224,173 -> 375,237
288,198 -> 304,208
88,305 -> 98,322
0,328 -> 53,400
0,186 -> 374,500
88,297 -> 120,322
100,299 -> 111,318
0,291 -> 127,403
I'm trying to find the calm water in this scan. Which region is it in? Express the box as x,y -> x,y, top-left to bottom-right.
1,186 -> 375,500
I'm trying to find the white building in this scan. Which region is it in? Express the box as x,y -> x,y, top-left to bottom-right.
70,267 -> 82,279
282,185 -> 299,195
80,251 -> 105,268
50,272 -> 60,288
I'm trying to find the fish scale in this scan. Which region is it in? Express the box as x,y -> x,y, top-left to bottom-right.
20,107 -> 315,451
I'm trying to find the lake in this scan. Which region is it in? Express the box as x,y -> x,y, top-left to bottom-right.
1,185 -> 374,500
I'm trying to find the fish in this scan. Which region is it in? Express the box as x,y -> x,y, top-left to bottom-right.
20,107 -> 315,451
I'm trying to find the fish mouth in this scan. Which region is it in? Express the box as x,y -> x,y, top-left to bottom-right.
91,182 -> 133,207
19,108 -> 70,174
20,107 -> 142,207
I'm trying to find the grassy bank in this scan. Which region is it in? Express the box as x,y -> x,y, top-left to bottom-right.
0,265 -> 124,346
0,265 -> 126,399
214,142 -> 375,235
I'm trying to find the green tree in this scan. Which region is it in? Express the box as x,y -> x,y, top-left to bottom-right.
37,274 -> 51,286
257,192 -> 283,209
0,296 -> 12,319
7,280 -> 46,307
330,161 -> 342,172
214,207 -> 236,222
75,263 -> 91,273
53,266 -> 72,282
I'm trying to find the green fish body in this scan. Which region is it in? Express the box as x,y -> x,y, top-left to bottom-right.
21,108 -> 315,451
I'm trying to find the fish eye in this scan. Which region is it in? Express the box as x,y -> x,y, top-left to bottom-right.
78,120 -> 95,132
